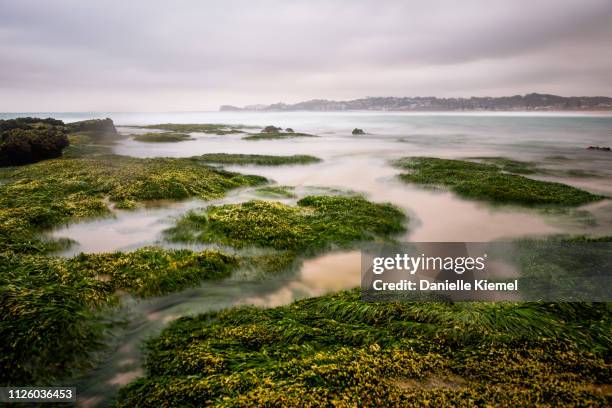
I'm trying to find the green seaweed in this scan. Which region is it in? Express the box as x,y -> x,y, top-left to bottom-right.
471,157 -> 603,178
238,251 -> 300,278
63,133 -> 116,157
254,186 -> 297,198
0,248 -> 238,385
164,195 -> 406,253
134,123 -> 252,135
394,157 -> 604,206
468,156 -> 538,174
116,290 -> 611,407
132,132 -> 193,143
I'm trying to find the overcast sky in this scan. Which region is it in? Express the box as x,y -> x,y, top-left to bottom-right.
1,0 -> 611,111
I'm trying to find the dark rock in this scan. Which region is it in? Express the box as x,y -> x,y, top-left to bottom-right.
352,128 -> 365,135
587,146 -> 611,152
285,128 -> 294,133
261,125 -> 282,133
67,118 -> 118,138
0,117 -> 69,166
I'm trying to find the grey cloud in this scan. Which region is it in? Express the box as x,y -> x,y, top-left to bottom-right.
0,0 -> 611,110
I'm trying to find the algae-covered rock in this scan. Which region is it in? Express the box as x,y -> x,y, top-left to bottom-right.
133,132 -> 193,143
192,153 -> 320,165
0,117 -> 69,166
262,125 -> 283,133
394,157 -> 605,206
165,195 -> 406,253
116,289 -> 611,407
67,118 -> 118,139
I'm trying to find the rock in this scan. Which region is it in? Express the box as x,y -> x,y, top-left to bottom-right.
67,118 -> 118,138
352,128 -> 365,135
285,128 -> 294,133
0,117 -> 69,166
261,125 -> 282,133
587,146 -> 611,152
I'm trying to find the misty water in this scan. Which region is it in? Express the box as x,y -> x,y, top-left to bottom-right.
10,111 -> 611,406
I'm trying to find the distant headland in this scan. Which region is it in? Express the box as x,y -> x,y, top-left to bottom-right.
220,93 -> 612,112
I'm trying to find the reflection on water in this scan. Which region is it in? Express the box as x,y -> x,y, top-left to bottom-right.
51,200 -> 200,256
243,251 -> 362,307
44,112 -> 611,407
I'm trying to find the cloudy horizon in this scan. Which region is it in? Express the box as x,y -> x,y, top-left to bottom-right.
1,0 -> 611,112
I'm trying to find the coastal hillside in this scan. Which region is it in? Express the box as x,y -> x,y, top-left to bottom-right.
220,93 -> 612,112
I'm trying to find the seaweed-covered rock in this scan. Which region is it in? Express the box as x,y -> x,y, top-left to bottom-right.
394,157 -> 604,206
67,118 -> 118,138
261,125 -> 282,133
165,195 -> 406,252
352,128 -> 365,135
0,117 -> 69,166
116,290 -> 611,407
133,132 -> 192,143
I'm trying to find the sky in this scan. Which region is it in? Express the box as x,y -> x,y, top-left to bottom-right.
1,0 -> 611,111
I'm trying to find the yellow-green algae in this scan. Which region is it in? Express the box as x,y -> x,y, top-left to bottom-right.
253,186 -> 297,198
394,157 -> 604,206
191,153 -> 321,166
116,289 -> 611,407
164,195 -> 406,253
0,248 -> 238,385
134,123 -> 251,135
132,132 -> 194,143
243,131 -> 318,140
